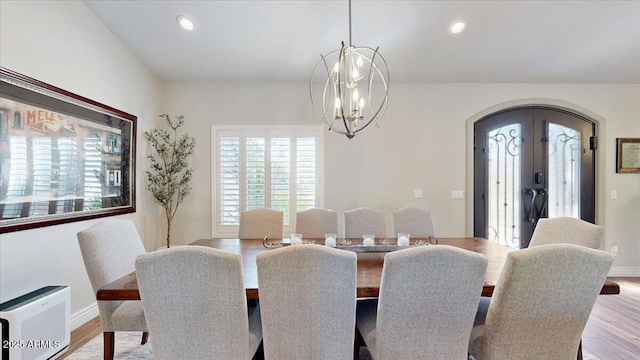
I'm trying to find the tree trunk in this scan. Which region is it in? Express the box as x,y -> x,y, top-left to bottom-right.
166,219 -> 171,248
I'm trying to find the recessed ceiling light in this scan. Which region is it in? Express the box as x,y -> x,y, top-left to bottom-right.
177,15 -> 194,31
450,20 -> 467,34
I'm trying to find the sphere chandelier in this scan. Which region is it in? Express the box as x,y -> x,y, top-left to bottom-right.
309,0 -> 389,139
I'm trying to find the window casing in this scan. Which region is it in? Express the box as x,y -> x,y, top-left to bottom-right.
212,126 -> 324,236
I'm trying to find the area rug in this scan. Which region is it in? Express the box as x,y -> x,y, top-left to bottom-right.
64,332 -> 374,360
65,332 -> 599,360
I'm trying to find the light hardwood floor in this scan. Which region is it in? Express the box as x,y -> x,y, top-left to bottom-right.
59,277 -> 640,360
582,277 -> 640,360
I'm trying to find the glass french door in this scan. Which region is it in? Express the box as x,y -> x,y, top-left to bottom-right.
474,108 -> 595,249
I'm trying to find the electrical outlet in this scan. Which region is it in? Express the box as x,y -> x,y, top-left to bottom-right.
611,244 -> 619,257
451,190 -> 464,200
413,190 -> 423,199
611,190 -> 618,200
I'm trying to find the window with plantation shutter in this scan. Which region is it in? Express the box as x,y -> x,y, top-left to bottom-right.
213,126 -> 323,236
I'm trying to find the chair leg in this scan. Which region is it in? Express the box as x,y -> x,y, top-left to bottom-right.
141,332 -> 149,345
577,340 -> 584,360
103,332 -> 115,360
354,326 -> 364,360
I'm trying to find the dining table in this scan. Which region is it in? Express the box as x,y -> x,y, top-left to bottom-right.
97,237 -> 620,301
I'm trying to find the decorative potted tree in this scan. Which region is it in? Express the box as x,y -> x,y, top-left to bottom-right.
145,114 -> 196,248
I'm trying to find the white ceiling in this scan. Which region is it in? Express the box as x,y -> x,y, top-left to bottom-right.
84,0 -> 640,83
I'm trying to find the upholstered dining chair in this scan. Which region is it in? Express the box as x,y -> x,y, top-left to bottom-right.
469,244 -> 613,360
344,207 -> 386,239
77,219 -> 148,360
529,217 -> 604,249
238,208 -> 283,239
295,207 -> 338,238
391,207 -> 436,238
135,246 -> 262,360
356,245 -> 487,359
257,245 -> 357,360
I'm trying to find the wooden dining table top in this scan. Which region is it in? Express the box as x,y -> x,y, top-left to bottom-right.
96,237 -> 620,301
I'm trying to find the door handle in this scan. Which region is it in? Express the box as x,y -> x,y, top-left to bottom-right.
535,188 -> 548,224
524,188 -> 548,224
524,188 -> 537,224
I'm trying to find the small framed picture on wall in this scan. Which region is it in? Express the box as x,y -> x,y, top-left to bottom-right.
616,137 -> 640,173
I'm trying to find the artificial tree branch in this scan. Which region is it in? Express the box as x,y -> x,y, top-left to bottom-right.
145,114 -> 196,248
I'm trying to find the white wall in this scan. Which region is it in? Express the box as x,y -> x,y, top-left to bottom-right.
162,82 -> 640,271
0,0 -> 162,325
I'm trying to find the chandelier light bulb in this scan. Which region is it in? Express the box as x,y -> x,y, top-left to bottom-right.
334,97 -> 342,118
352,67 -> 359,80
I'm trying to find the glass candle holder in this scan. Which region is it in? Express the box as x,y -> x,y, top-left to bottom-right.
324,234 -> 337,247
362,234 -> 375,247
290,233 -> 303,245
397,233 -> 410,247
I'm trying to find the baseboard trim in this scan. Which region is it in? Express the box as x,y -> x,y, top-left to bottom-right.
609,267 -> 640,277
71,302 -> 99,331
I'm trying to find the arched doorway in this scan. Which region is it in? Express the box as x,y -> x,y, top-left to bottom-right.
473,107 -> 596,249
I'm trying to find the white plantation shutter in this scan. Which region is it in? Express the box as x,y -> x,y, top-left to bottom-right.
271,137 -> 291,224
219,136 -> 241,225
296,137 -> 316,210
213,126 -> 323,236
246,137 -> 266,210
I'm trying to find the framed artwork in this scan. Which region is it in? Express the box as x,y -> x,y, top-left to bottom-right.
616,137 -> 640,173
0,68 -> 136,233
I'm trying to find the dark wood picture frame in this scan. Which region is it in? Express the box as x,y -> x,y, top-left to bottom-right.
616,137 -> 640,173
0,68 -> 136,233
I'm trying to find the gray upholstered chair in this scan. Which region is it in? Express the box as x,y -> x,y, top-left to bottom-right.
469,244 -> 613,360
76,219 -> 148,360
257,244 -> 357,360
295,207 -> 338,238
135,246 -> 262,360
238,208 -> 283,239
529,217 -> 604,249
356,245 -> 487,359
344,207 -> 386,239
391,207 -> 436,238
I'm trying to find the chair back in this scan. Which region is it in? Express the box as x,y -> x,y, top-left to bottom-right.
529,217 -> 604,249
77,219 -> 146,329
374,245 -> 487,359
238,208 -> 283,239
344,207 -> 386,238
472,244 -> 613,360
135,246 -> 260,360
257,245 -> 357,360
295,208 -> 338,238
391,207 -> 436,238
